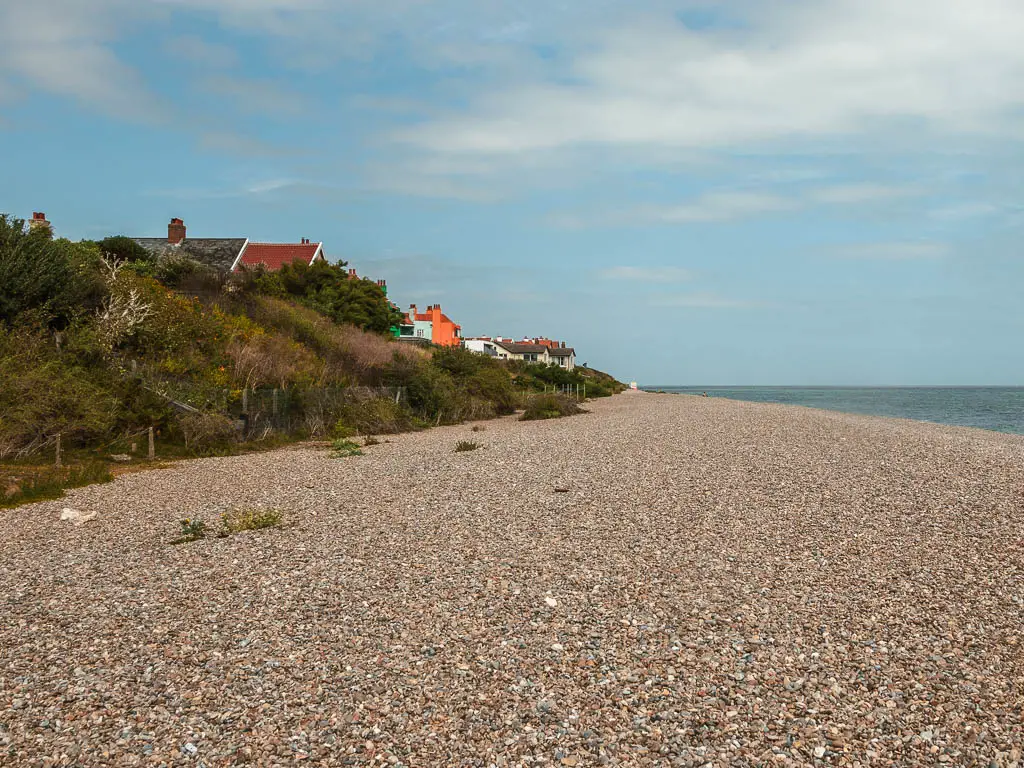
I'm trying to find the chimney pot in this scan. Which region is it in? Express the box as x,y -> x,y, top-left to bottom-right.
168,217 -> 186,244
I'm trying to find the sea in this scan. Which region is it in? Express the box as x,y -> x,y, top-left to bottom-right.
645,386 -> 1024,436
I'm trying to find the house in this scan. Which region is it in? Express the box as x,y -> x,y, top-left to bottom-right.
398,304 -> 462,347
231,238 -> 325,272
548,345 -> 577,371
133,218 -> 326,273
463,338 -> 500,356
493,341 -> 550,364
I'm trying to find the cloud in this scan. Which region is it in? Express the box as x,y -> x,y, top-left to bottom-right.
929,202 -> 1003,221
164,35 -> 239,68
599,266 -> 693,282
652,293 -> 764,309
200,74 -> 308,116
807,184 -> 919,205
833,242 -> 950,260
0,1 -> 162,120
394,0 -> 1024,158
553,181 -> 923,228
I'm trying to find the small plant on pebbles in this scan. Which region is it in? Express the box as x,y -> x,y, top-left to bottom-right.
471,425 -> 485,432
455,440 -> 481,453
173,518 -> 207,544
363,436 -> 381,447
221,507 -> 283,533
331,438 -> 364,457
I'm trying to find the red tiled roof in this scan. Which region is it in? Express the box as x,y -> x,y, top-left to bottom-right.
236,242 -> 321,271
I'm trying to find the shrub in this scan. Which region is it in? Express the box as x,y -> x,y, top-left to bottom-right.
471,425 -> 485,432
331,438 -> 363,457
364,436 -> 381,446
98,235 -> 155,265
175,518 -> 207,543
455,440 -> 480,452
336,396 -> 412,435
221,506 -> 282,533
178,411 -> 238,453
520,393 -> 585,421
466,366 -> 519,415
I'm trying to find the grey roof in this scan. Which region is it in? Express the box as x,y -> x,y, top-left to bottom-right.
548,347 -> 576,357
133,238 -> 247,273
499,343 -> 549,355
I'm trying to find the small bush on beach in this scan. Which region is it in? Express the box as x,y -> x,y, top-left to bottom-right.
175,518 -> 207,543
471,424 -> 485,432
221,506 -> 282,533
364,436 -> 381,446
331,438 -> 363,457
455,440 -> 481,452
520,393 -> 585,421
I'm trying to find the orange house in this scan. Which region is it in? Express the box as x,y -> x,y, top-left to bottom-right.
404,304 -> 462,347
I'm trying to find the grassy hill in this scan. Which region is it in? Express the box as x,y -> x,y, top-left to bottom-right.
0,214 -> 623,505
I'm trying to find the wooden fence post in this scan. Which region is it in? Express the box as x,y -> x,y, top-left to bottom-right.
148,427 -> 155,460
242,387 -> 249,415
272,388 -> 279,417
55,432 -> 62,469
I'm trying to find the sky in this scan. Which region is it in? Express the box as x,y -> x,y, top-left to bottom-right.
1,0 -> 1022,385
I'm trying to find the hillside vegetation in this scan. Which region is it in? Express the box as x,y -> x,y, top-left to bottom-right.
0,214 -> 623,473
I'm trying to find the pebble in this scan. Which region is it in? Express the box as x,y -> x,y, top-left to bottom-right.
2,393 -> 1023,764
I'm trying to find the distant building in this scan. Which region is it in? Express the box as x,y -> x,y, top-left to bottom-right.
466,337 -> 576,370
132,217 -> 326,273
548,346 -> 577,371
399,304 -> 462,347
28,211 -> 52,233
463,338 -> 500,356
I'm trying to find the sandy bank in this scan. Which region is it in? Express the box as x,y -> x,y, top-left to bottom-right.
2,393 -> 1023,765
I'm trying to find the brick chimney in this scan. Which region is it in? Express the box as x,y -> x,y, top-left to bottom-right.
348,268 -> 357,279
409,304 -> 417,316
29,212 -> 51,232
168,217 -> 186,244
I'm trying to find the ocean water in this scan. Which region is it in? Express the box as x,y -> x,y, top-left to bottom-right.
646,387 -> 1024,436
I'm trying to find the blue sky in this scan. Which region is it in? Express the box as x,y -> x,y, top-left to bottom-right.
1,0 -> 1022,385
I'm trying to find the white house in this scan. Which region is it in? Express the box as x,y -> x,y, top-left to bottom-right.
548,346 -> 576,371
464,338 -> 500,356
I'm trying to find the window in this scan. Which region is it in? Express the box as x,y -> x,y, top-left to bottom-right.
416,329 -> 424,338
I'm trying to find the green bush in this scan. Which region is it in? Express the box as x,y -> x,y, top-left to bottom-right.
521,393 -> 585,421
331,438 -> 363,457
455,440 -> 481,452
0,216 -> 107,329
466,366 -> 519,415
174,518 -> 207,543
178,411 -> 238,453
336,396 -> 412,435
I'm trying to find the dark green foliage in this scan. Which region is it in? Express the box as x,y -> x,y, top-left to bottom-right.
520,393 -> 585,421
454,440 -> 480,452
510,361 -> 624,398
331,438 -> 363,457
0,215 -> 106,328
98,235 -> 154,265
174,518 -> 207,543
0,323 -> 121,456
241,260 -> 403,335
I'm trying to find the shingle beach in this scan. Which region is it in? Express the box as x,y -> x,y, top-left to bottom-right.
2,392 -> 1023,766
